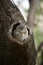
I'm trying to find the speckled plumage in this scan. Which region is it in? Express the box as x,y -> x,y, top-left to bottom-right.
13,24 -> 28,41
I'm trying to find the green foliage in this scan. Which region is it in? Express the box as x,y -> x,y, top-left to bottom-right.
34,1 -> 43,48
40,0 -> 43,2
36,51 -> 42,65
34,27 -> 43,48
34,1 -> 43,65
36,7 -> 43,15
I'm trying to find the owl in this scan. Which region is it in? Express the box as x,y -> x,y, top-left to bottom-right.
13,24 -> 28,41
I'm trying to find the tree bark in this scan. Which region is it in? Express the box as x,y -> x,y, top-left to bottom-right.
0,0 -> 37,65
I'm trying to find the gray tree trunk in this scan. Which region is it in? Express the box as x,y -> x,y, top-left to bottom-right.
0,0 -> 37,65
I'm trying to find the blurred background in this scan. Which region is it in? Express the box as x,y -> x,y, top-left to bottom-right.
11,0 -> 43,65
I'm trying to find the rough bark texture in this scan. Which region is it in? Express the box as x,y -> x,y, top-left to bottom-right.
0,0 -> 37,65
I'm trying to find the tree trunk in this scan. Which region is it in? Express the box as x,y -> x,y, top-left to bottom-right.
0,0 -> 37,65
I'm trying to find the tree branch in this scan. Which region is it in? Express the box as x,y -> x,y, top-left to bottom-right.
27,0 -> 38,33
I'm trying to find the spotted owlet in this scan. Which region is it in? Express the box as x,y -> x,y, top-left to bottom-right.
14,24 -> 28,41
